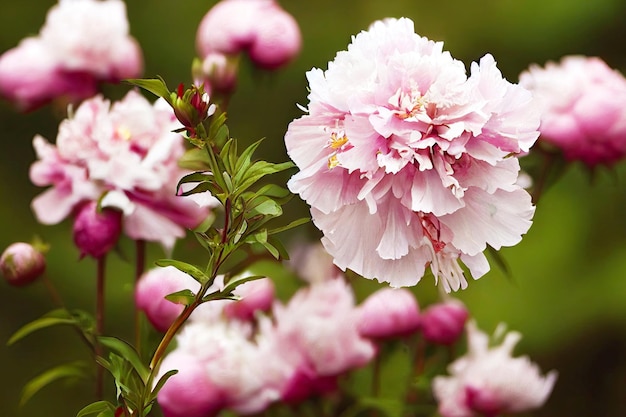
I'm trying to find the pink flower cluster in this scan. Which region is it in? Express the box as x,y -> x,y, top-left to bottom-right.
285,18 -> 539,291
29,91 -> 211,253
519,55 -> 626,167
195,0 -> 301,94
433,322 -> 557,417
0,0 -> 142,111
140,253 -> 470,417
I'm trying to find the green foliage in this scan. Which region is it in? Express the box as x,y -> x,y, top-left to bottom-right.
21,361 -> 90,407
76,401 -> 117,417
8,308 -> 95,347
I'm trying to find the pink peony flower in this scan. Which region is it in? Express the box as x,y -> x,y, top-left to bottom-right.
223,277 -> 275,321
165,319 -> 287,415
271,278 -> 376,401
421,299 -> 469,345
0,242 -> 46,287
432,322 -> 557,417
519,55 -> 626,167
196,0 -> 301,70
0,0 -> 142,111
135,266 -> 201,332
29,91 -> 212,251
357,287 -> 420,339
285,18 -> 539,291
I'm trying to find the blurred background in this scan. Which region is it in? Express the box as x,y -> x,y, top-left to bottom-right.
1,0 -> 626,416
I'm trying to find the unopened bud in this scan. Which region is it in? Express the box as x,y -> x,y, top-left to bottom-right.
193,53 -> 239,96
421,299 -> 469,345
0,242 -> 46,286
357,288 -> 420,339
73,201 -> 122,259
248,7 -> 301,70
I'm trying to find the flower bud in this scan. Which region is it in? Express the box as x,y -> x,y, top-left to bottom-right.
72,201 -> 122,259
193,53 -> 239,97
357,288 -> 420,339
421,300 -> 469,345
135,266 -> 200,332
171,83 -> 216,136
0,242 -> 46,286
224,277 -> 275,321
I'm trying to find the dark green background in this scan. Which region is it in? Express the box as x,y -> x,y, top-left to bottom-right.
1,1 -> 626,416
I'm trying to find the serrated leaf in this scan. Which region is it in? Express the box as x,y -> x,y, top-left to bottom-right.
21,361 -> 88,407
8,309 -> 76,346
267,217 -> 310,235
98,337 -> 149,383
126,78 -> 171,101
155,259 -> 210,285
76,401 -> 117,417
164,289 -> 196,306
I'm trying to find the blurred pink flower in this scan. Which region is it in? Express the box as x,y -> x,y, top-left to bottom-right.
30,91 -> 211,251
0,0 -> 142,111
432,322 -> 557,417
357,287 -> 420,339
271,278 -> 376,400
421,298 -> 469,345
519,55 -> 626,167
196,0 -> 301,70
135,266 -> 201,332
224,277 -> 275,321
285,18 -> 538,291
162,319 -> 287,415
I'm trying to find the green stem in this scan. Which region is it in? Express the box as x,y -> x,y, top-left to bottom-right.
95,255 -> 107,400
134,240 -> 146,356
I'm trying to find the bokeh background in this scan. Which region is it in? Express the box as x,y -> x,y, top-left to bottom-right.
1,0 -> 626,416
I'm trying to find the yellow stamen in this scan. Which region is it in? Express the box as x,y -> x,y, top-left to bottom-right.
328,154 -> 340,169
329,132 -> 348,149
117,126 -> 132,141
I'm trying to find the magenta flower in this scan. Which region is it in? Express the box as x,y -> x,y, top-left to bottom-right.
519,55 -> 626,167
29,91 -> 211,251
421,299 -> 469,345
0,0 -> 142,111
196,0 -> 301,71
432,322 -> 557,417
285,18 -> 539,291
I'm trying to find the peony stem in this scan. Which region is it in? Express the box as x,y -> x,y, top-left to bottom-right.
134,239 -> 146,356
95,254 -> 107,400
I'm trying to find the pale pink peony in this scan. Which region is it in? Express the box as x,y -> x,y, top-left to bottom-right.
519,55 -> 626,167
0,0 -> 142,111
29,91 -> 211,251
196,0 -> 301,70
162,319 -> 287,415
285,18 -> 539,291
432,322 -> 557,417
223,277 -> 275,321
271,278 -> 376,401
135,266 -> 201,332
357,287 -> 420,339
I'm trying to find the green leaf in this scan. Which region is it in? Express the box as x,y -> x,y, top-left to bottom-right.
148,369 -> 179,403
8,309 -> 76,346
98,337 -> 149,383
155,259 -> 210,285
234,139 -> 264,175
76,401 -> 117,417
21,361 -> 88,407
178,147 -> 211,170
164,289 -> 197,306
267,217 -> 310,235
126,77 -> 171,101
251,198 -> 283,217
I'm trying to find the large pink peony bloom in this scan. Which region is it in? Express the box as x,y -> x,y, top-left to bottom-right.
285,18 -> 539,291
432,322 -> 557,417
0,0 -> 142,111
29,90 -> 211,251
519,55 -> 626,167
